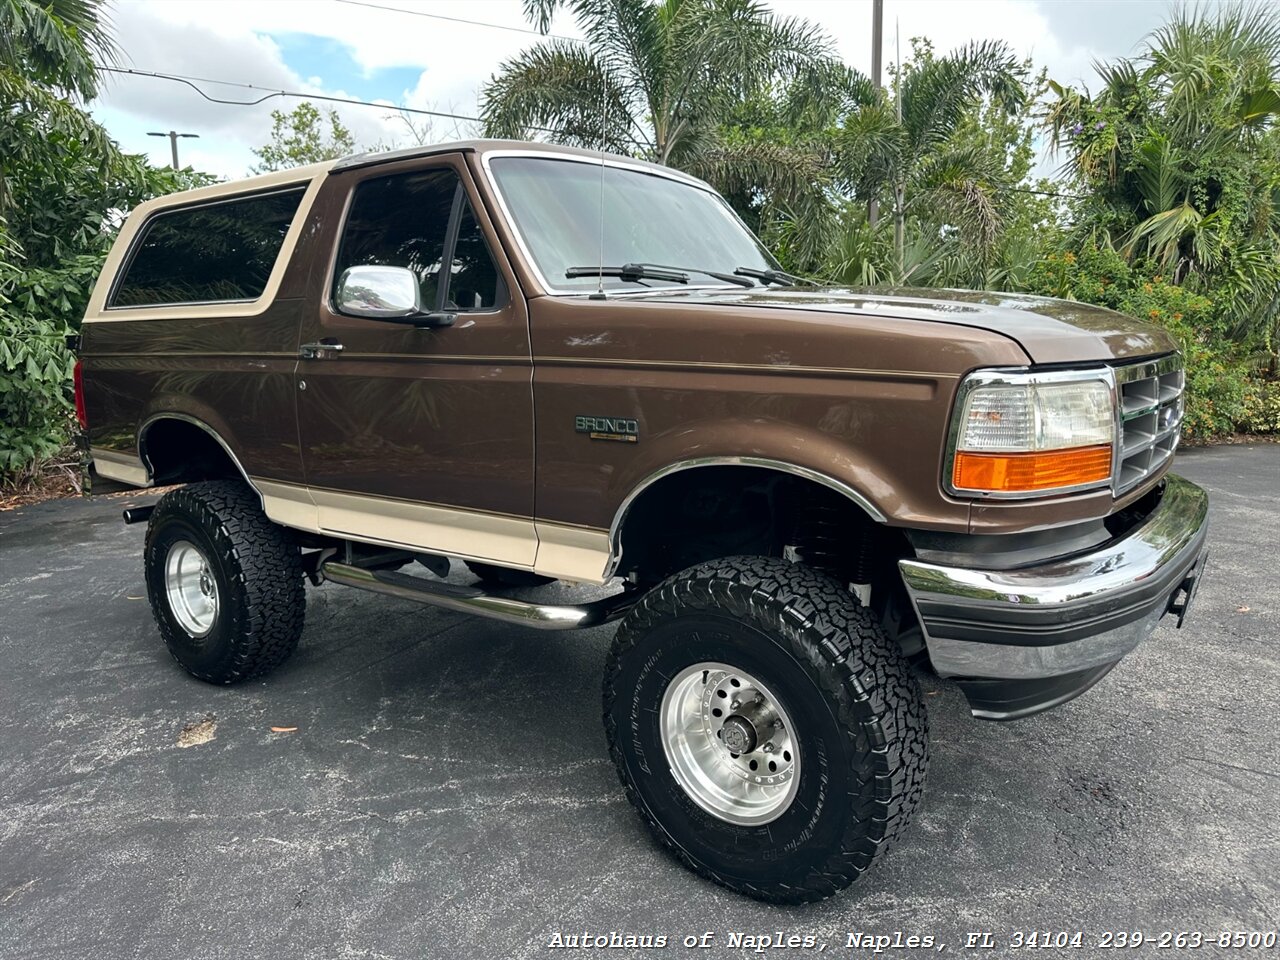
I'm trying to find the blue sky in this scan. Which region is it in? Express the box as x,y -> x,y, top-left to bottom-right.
91,0 -> 1173,180
271,33 -> 425,100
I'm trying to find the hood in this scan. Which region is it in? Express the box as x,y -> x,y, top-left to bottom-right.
641,285 -> 1177,365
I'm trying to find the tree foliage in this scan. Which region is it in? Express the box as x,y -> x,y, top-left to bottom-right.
482,0 -> 844,220
0,0 -> 209,481
5,0 -> 1280,483
727,38 -> 1033,282
1043,3 -> 1280,344
250,102 -> 357,173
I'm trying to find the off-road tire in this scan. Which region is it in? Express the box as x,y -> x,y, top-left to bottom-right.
603,556 -> 927,903
464,560 -> 555,588
144,480 -> 305,684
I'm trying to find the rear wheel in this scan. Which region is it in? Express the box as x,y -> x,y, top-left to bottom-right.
464,560 -> 554,588
604,556 -> 927,903
144,480 -> 305,684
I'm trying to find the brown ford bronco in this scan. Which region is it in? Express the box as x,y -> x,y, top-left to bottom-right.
77,140 -> 1210,903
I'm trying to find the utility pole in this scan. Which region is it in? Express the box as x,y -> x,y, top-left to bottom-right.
147,130 -> 199,170
868,0 -> 883,228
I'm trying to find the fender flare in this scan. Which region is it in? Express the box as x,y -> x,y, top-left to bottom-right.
138,412 -> 265,507
605,456 -> 886,578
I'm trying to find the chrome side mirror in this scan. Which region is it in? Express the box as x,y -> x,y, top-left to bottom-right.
334,265 -> 454,327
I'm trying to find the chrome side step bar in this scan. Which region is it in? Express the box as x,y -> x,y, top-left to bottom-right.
319,561 -> 636,630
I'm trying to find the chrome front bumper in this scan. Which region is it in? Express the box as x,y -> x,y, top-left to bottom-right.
899,473 -> 1210,720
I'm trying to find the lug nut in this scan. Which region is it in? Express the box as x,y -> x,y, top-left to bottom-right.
730,699 -> 741,711
763,742 -> 774,753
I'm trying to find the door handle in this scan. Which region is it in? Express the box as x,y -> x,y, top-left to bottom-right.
299,340 -> 345,359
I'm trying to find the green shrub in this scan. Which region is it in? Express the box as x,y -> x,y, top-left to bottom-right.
0,255 -> 105,480
1023,244 -> 1257,441
1240,379 -> 1280,434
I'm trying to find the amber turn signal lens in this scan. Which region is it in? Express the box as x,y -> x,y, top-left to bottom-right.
953,444 -> 1112,493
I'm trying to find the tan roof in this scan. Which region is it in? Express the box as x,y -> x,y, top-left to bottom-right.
331,138 -> 686,182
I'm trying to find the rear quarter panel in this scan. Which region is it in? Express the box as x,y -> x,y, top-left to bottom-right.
79,167 -> 330,485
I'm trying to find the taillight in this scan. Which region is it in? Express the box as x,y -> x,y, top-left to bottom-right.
73,359 -> 88,429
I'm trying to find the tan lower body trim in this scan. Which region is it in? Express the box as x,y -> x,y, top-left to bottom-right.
310,486 -> 538,567
254,478 -> 612,585
254,478 -> 319,530
533,522 -> 611,583
91,448 -> 152,488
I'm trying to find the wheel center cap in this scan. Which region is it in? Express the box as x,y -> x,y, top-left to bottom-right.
720,716 -> 757,754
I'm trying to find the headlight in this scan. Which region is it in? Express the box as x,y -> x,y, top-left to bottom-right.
947,369 -> 1115,497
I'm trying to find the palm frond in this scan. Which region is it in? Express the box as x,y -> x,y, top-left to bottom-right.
834,101 -> 904,198
1145,2 -> 1280,136
657,0 -> 836,161
1123,202 -> 1202,269
1133,135 -> 1185,214
688,136 -> 834,271
913,143 -> 1006,254
0,71 -> 121,212
1238,86 -> 1280,125
481,41 -> 646,153
0,0 -> 116,99
899,39 -> 1027,159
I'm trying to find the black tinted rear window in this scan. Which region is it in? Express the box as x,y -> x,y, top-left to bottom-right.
111,187 -> 305,307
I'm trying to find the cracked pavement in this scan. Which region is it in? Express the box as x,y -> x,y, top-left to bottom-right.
0,446 -> 1276,958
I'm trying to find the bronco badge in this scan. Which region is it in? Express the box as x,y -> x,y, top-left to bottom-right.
575,416 -> 639,443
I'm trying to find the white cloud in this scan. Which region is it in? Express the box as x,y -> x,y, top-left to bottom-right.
91,0 -> 1170,180
93,0 -> 578,177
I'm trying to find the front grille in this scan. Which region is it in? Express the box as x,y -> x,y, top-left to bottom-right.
1113,355 -> 1184,495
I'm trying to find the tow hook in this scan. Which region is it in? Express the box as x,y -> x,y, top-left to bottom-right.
1165,552 -> 1208,629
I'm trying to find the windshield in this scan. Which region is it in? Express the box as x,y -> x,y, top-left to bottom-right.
487,156 -> 777,293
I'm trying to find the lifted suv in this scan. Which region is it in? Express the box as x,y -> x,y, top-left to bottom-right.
78,140 -> 1209,903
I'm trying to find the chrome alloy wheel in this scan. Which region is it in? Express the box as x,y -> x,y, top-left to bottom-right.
164,539 -> 219,637
659,662 -> 800,826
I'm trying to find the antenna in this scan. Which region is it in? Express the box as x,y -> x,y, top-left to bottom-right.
590,66 -> 609,301
895,19 -> 902,124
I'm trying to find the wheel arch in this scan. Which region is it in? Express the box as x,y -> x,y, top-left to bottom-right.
139,413 -> 263,505
607,457 -> 888,583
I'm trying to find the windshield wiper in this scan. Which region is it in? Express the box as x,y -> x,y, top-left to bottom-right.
565,263 -> 689,284
634,263 -> 755,288
734,266 -> 811,286
565,262 -> 756,289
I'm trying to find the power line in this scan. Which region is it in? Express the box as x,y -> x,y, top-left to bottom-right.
99,65 -> 656,150
329,0 -> 582,43
1007,185 -> 1086,200
98,65 -> 497,128
100,67 -> 1071,199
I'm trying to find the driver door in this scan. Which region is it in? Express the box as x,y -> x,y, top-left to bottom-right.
295,155 -> 536,565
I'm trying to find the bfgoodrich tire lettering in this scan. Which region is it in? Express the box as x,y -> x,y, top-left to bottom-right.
144,480 -> 305,684
603,556 -> 928,903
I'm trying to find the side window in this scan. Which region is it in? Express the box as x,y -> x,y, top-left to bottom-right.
335,167 -> 505,314
446,195 -> 506,310
335,169 -> 456,311
111,187 -> 305,307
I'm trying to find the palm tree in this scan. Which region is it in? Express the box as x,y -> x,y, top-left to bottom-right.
0,0 -> 119,214
481,0 -> 846,218
836,40 -> 1029,276
1043,3 -> 1280,337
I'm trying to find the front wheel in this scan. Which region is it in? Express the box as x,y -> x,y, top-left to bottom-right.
603,556 -> 927,903
144,480 -> 305,684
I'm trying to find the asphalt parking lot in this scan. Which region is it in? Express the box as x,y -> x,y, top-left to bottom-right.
0,446 -> 1276,959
